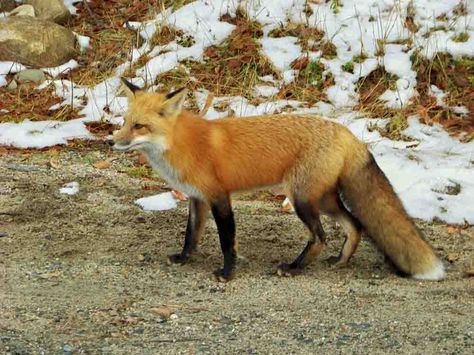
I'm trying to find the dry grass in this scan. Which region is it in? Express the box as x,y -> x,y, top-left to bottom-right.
66,0 -> 156,87
1,0 -> 473,144
355,67 -> 398,117
0,83 -> 82,123
150,11 -> 277,102
278,59 -> 332,104
411,53 -> 474,140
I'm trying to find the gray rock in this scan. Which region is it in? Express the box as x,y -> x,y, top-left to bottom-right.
14,69 -> 45,83
0,17 -> 77,67
0,0 -> 16,12
9,4 -> 35,17
24,0 -> 70,24
62,344 -> 74,354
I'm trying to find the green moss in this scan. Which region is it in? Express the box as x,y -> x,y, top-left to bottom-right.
299,60 -> 324,83
452,32 -> 469,43
342,61 -> 354,73
124,166 -> 154,178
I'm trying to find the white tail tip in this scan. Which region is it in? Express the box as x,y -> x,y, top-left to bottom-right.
412,259 -> 446,281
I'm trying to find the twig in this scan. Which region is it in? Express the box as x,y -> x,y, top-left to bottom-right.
199,92 -> 214,117
82,0 -> 104,27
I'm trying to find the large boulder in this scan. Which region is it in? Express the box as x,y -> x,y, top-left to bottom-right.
0,17 -> 77,68
0,0 -> 16,12
24,0 -> 70,24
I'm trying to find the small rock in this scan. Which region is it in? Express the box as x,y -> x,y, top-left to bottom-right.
9,4 -> 35,17
6,79 -> 17,90
62,344 -> 74,354
0,17 -> 77,68
272,338 -> 288,346
25,0 -> 70,24
14,69 -> 45,84
133,326 -> 145,334
138,253 -> 152,263
0,232 -> 8,238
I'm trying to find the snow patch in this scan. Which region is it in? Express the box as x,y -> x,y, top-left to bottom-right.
60,182 -> 80,195
0,120 -> 93,149
135,192 -> 178,211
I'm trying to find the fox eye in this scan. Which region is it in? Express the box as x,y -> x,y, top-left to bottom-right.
133,123 -> 145,129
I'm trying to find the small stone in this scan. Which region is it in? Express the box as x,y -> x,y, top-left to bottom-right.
133,326 -> 145,334
0,17 -> 77,68
9,4 -> 35,17
14,69 -> 46,84
169,313 -> 178,320
62,344 -> 74,354
24,0 -> 70,24
138,253 -> 152,263
0,232 -> 8,238
6,80 -> 17,90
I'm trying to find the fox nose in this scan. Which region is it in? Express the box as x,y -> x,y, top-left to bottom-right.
106,139 -> 115,147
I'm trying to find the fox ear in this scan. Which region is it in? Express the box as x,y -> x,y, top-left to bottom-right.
162,88 -> 188,116
120,77 -> 140,101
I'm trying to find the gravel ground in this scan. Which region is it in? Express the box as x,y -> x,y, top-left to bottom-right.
1,145 -> 473,354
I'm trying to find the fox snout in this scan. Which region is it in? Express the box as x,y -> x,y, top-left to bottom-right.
108,129 -> 134,151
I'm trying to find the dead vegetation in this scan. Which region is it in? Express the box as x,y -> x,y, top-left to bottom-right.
354,53 -> 474,141
0,83 -> 82,123
412,53 -> 474,141
151,11 -> 277,101
0,1 -> 473,143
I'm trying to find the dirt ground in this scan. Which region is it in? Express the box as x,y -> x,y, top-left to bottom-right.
1,144 -> 473,354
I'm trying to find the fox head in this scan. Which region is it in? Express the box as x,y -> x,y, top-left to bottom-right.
111,78 -> 187,152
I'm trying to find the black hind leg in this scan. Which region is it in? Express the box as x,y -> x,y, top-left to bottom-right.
277,199 -> 326,276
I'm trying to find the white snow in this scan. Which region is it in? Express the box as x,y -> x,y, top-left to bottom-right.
0,0 -> 473,223
75,33 -> 91,53
42,59 -> 79,77
0,61 -> 27,74
135,192 -> 178,211
60,182 -> 80,195
343,116 -> 474,224
0,120 -> 93,149
254,85 -> 279,98
259,37 -> 301,73
63,0 -> 83,15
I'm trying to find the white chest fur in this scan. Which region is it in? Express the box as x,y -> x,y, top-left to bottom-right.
141,146 -> 204,199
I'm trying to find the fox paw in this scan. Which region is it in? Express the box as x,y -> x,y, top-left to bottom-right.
167,253 -> 190,265
325,256 -> 348,268
276,263 -> 303,277
213,268 -> 233,282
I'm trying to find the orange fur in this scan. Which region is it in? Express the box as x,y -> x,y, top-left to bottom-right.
113,87 -> 445,280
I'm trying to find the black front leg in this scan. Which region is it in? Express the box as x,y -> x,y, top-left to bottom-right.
211,195 -> 236,281
169,198 -> 209,264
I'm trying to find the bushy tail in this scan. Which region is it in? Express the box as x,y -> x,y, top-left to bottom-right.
339,152 -> 445,280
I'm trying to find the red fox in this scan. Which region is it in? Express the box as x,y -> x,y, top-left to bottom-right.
111,78 -> 445,282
